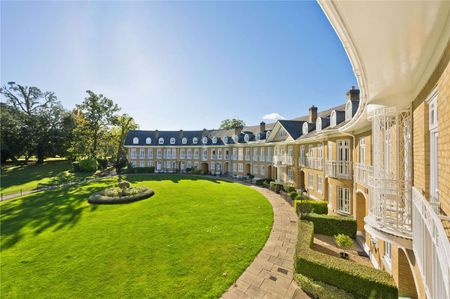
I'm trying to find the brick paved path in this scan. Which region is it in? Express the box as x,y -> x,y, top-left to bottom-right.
222,186 -> 308,299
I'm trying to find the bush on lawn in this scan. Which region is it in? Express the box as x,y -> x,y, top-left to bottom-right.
295,273 -> 354,299
295,220 -> 398,299
294,200 -> 328,215
302,213 -> 356,239
79,158 -> 98,172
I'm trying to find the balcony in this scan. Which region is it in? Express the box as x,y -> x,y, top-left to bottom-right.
325,160 -> 352,179
412,187 -> 450,299
273,155 -> 293,166
354,163 -> 373,187
306,157 -> 323,170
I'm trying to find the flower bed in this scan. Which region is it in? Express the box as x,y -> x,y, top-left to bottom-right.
88,184 -> 154,204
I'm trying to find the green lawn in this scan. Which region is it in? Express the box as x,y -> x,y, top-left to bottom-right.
1,175 -> 273,298
0,160 -> 94,196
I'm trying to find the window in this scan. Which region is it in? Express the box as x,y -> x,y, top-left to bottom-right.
238,163 -> 243,172
330,111 -> 336,127
238,148 -> 244,160
187,161 -> 192,168
172,148 -> 176,159
133,137 -> 139,144
158,137 -> 164,144
217,149 -> 222,160
316,118 -> 322,131
233,135 -> 239,143
288,168 -> 294,182
180,149 -> 185,159
202,136 -> 208,144
345,100 -> 352,121
359,138 -> 366,164
212,137 -> 217,144
157,149 -> 162,159
194,149 -> 199,159
131,148 -> 137,159
146,137 -> 152,144
165,149 -> 170,159
255,133 -> 260,141
244,134 -> 250,142
140,161 -> 145,167
202,149 -> 207,160
193,137 -> 198,144
428,90 -> 439,206
223,136 -> 228,144
287,146 -> 293,164
147,161 -> 153,167
266,130 -> 271,138
211,150 -> 216,160
253,164 -> 258,175
302,122 -> 309,135
187,149 -> 192,159
267,147 -> 272,162
317,145 -> 323,159
384,241 -> 392,270
130,160 -> 136,167
260,165 -> 265,176
317,176 -> 323,193
308,174 -> 314,189
260,148 -> 265,162
338,187 -> 350,214
140,148 -> 145,159
182,137 -> 187,145
147,149 -> 153,159
253,148 -> 258,161
233,163 -> 237,173
328,142 -> 333,160
245,148 -> 250,161
170,137 -> 175,145
232,148 -> 237,160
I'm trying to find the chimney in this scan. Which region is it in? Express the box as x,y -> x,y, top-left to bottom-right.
309,105 -> 318,123
155,130 -> 159,138
347,86 -> 360,101
260,121 -> 266,133
234,125 -> 243,136
179,129 -> 184,138
202,128 -> 208,137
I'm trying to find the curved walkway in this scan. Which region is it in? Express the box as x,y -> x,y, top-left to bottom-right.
222,186 -> 308,299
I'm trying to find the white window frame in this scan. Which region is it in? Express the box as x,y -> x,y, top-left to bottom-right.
345,100 -> 352,121
308,173 -> 314,189
194,149 -> 199,159
202,136 -> 208,145
330,110 -> 336,127
187,149 -> 192,159
261,165 -> 265,176
384,241 -> 392,272
212,137 -> 217,144
182,137 -> 187,145
238,148 -> 244,161
158,137 -> 164,145
244,134 -> 250,142
302,122 -> 308,135
133,137 -> 139,144
238,163 -> 243,172
223,136 -> 228,144
245,148 -> 250,161
253,164 -> 258,175
253,148 -> 258,161
180,149 -> 185,159
145,137 -> 151,144
140,148 -> 145,159
359,138 -> 366,164
131,148 -> 137,159
139,160 -> 145,167
147,149 -> 153,159
170,137 -> 175,145
316,118 -> 322,131
337,187 -> 351,214
193,137 -> 198,145
428,90 -> 439,206
317,175 -> 323,193
157,149 -> 162,159
202,149 -> 207,160
260,148 -> 265,162
217,148 -> 222,160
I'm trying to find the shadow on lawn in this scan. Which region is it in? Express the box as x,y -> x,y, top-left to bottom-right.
0,184 -> 102,250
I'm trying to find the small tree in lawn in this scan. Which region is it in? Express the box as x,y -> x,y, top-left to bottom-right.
335,234 -> 353,259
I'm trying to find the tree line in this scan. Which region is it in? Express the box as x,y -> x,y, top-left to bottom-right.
0,82 -> 137,173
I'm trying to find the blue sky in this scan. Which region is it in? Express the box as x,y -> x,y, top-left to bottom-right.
1,1 -> 356,130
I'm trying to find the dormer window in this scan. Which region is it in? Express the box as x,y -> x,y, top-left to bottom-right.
170,137 -> 176,144
202,136 -> 208,144
233,135 -> 239,143
266,130 -> 271,138
223,136 -> 228,144
255,133 -> 260,141
244,134 -> 250,142
158,137 -> 164,144
212,137 -> 217,144
302,122 -> 309,135
146,137 -> 152,144
345,101 -> 352,121
316,118 -> 322,131
133,137 -> 139,144
330,111 -> 337,128
193,137 -> 198,144
182,137 -> 187,145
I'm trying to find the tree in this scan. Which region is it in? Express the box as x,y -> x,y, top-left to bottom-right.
219,118 -> 245,130
72,91 -> 119,159
335,234 -> 353,259
111,114 -> 138,179
0,82 -> 66,163
0,103 -> 27,163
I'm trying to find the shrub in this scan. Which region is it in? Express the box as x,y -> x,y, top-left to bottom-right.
295,221 -> 398,299
283,183 -> 296,193
335,234 -> 353,251
294,200 -> 328,215
125,167 -> 155,174
79,158 -> 98,172
295,273 -> 354,299
302,213 -> 356,239
269,182 -> 283,193
72,161 -> 80,172
288,191 -> 298,200
97,158 -> 108,170
118,180 -> 131,190
255,179 -> 265,186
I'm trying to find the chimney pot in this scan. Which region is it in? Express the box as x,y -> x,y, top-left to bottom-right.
309,106 -> 318,123
260,121 -> 266,133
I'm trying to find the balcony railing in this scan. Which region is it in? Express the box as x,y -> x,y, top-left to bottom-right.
325,160 -> 352,179
307,157 -> 323,170
354,163 -> 373,187
273,155 -> 293,166
412,187 -> 450,299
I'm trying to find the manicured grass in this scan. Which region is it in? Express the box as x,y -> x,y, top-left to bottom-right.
1,175 -> 273,298
0,160 -> 94,196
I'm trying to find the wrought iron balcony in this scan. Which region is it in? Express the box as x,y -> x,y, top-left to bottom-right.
412,187 -> 450,299
354,163 -> 372,187
325,160 -> 352,179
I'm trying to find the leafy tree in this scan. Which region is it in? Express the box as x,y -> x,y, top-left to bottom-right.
72,91 -> 119,159
0,103 -> 27,163
335,234 -> 353,258
219,118 -> 245,130
111,114 -> 138,179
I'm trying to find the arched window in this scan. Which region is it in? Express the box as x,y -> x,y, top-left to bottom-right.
345,100 -> 352,121
202,136 -> 208,144
244,134 -> 249,142
212,137 -> 217,144
193,137 -> 198,144
133,137 -> 139,144
145,137 -> 152,144
316,118 -> 322,131
158,137 -> 164,144
302,122 -> 309,135
170,137 -> 175,144
330,111 -> 337,128
223,136 -> 228,144
182,137 -> 187,145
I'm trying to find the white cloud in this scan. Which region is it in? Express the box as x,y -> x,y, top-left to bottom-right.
262,112 -> 286,122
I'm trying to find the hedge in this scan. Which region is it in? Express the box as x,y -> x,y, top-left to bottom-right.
302,213 -> 356,239
294,200 -> 328,215
295,273 -> 354,299
295,221 -> 398,299
125,166 -> 155,174
269,182 -> 283,193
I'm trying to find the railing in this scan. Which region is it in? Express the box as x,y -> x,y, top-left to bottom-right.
325,160 -> 352,179
354,163 -> 373,187
307,157 -> 323,170
412,187 -> 450,299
